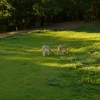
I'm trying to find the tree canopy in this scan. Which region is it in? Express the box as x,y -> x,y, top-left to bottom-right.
0,0 -> 100,32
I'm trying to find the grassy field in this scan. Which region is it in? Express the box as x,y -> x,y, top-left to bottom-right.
0,22 -> 100,100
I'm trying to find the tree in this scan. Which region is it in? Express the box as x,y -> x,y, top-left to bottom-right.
33,0 -> 62,26
0,0 -> 100,32
0,0 -> 13,32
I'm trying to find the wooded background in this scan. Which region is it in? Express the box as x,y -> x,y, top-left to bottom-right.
0,0 -> 100,32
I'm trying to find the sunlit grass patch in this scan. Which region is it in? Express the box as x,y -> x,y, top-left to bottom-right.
79,66 -> 100,72
77,66 -> 100,85
60,63 -> 77,68
40,62 -> 59,67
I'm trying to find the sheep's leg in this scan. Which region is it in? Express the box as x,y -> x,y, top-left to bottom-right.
48,51 -> 49,55
43,51 -> 45,56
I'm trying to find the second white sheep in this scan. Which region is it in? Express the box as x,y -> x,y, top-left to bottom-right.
57,45 -> 69,55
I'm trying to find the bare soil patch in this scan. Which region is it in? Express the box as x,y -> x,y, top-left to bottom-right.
0,21 -> 95,37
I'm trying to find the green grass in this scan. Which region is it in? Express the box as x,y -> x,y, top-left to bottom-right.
0,22 -> 100,100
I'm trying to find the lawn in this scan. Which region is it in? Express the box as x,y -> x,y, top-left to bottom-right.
0,22 -> 100,100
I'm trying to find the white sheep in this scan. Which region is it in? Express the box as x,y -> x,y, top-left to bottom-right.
57,45 -> 68,55
42,45 -> 53,56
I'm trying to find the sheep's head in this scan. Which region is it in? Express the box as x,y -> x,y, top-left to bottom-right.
66,49 -> 69,53
50,50 -> 54,55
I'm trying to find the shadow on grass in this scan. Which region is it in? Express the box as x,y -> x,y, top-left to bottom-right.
0,26 -> 100,100
0,47 -> 100,100
29,21 -> 100,33
72,22 -> 100,33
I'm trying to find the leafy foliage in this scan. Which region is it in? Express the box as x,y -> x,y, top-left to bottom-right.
0,0 -> 100,32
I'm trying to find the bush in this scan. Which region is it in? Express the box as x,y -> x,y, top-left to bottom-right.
0,25 -> 8,33
34,21 -> 40,27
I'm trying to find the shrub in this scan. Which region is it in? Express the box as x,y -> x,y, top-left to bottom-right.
0,25 -> 7,33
